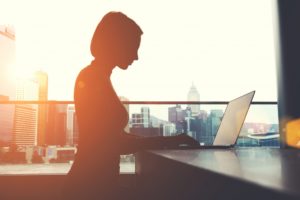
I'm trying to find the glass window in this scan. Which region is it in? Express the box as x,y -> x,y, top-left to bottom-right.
0,0 -> 277,174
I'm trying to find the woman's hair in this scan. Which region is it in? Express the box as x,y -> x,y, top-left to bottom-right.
90,12 -> 143,58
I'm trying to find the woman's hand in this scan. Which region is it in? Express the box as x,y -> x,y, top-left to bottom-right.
176,134 -> 200,147
164,134 -> 200,149
122,133 -> 200,151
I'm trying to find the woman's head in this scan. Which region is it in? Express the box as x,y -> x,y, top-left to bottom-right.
91,12 -> 143,69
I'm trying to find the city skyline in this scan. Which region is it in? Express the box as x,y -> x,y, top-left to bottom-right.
0,1 -> 280,165
0,75 -> 279,165
0,3 -> 289,194
0,73 -> 279,146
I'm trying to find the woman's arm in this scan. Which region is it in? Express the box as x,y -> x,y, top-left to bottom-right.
119,131 -> 199,155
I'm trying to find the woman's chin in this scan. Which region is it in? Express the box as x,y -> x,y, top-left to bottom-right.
118,65 -> 130,70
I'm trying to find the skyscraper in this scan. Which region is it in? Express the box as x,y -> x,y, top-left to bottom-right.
13,105 -> 38,146
46,104 -> 68,146
131,107 -> 151,128
66,105 -> 75,145
168,105 -> 185,123
168,105 -> 186,134
35,71 -> 48,146
194,110 -> 209,142
130,107 -> 162,137
73,112 -> 79,146
185,107 -> 194,137
141,107 -> 150,128
187,83 -> 200,116
13,78 -> 39,147
0,95 -> 15,145
0,25 -> 16,99
131,113 -> 143,128
206,109 -> 223,144
162,123 -> 176,136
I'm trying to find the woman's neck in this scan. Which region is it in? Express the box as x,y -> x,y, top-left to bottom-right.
91,59 -> 114,77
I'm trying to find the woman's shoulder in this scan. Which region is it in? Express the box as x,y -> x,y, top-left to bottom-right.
75,65 -> 98,84
74,63 -> 109,93
74,65 -> 94,93
77,65 -> 92,79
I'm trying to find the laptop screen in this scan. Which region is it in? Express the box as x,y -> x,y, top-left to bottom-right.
213,91 -> 255,146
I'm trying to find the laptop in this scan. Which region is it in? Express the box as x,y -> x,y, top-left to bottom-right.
178,90 -> 255,149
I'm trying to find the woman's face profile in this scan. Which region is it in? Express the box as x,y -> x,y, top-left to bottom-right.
117,35 -> 141,70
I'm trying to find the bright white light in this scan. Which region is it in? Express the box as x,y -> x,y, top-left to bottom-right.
1,0 -> 277,102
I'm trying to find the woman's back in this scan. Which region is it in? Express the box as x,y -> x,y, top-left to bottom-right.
62,62 -> 128,200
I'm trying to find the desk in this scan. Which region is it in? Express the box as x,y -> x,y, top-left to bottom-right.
135,148 -> 300,200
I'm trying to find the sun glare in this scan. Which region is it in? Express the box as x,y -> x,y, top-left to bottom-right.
14,66 -> 36,80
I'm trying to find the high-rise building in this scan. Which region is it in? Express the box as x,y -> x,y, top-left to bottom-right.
190,117 -> 203,141
131,107 -> 151,128
46,104 -> 68,146
168,105 -> 185,123
192,110 -> 208,142
129,107 -> 164,137
131,113 -> 143,128
150,115 -> 169,128
185,107 -> 195,138
141,107 -> 150,128
0,95 -> 15,145
206,109 -> 223,144
73,112 -> 79,146
0,25 -> 16,99
66,105 -> 75,145
187,83 -> 200,116
13,105 -> 38,146
35,71 -> 48,146
35,71 -> 48,100
168,105 -> 186,134
13,78 -> 39,147
162,123 -> 176,136
198,110 -> 208,120
0,25 -> 16,146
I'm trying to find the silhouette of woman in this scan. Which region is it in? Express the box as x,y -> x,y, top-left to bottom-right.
62,11 -> 198,200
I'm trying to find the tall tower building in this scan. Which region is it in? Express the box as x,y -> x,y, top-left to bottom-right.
187,83 -> 200,116
13,78 -> 39,147
66,105 -> 75,145
162,123 -> 176,136
168,105 -> 184,123
73,112 -> 79,146
0,95 -> 15,145
168,105 -> 186,134
0,25 -> 16,99
185,107 -> 194,137
131,107 -> 151,128
207,109 -> 224,143
35,71 -> 48,146
46,104 -> 68,146
131,113 -> 143,128
141,107 -> 150,128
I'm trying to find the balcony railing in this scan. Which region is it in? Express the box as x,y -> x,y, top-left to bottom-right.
0,100 -> 278,175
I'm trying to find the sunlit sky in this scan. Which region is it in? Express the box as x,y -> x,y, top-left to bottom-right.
1,0 -> 277,103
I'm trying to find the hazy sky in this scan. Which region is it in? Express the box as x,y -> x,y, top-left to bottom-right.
0,0 -> 277,103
